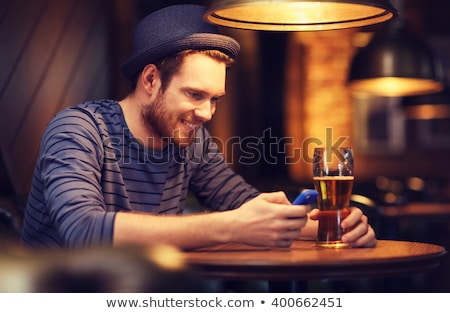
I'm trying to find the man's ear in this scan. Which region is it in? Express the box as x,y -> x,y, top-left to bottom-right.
140,64 -> 160,94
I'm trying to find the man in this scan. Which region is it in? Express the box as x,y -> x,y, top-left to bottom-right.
21,4 -> 376,250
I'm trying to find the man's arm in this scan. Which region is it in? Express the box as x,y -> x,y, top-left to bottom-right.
114,198 -> 377,249
113,192 -> 310,249
34,107 -> 115,249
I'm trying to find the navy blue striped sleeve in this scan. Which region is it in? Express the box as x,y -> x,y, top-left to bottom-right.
37,107 -> 115,248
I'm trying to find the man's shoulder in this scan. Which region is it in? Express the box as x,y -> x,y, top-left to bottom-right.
69,99 -> 119,116
76,99 -> 118,110
51,99 -> 120,124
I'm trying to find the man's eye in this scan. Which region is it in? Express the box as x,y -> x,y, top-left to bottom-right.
211,97 -> 221,105
189,92 -> 203,100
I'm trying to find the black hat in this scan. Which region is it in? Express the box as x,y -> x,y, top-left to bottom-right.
120,4 -> 240,81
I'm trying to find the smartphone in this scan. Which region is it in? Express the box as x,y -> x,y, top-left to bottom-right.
292,189 -> 318,205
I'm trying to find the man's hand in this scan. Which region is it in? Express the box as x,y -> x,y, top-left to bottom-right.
228,192 -> 309,248
309,207 -> 377,247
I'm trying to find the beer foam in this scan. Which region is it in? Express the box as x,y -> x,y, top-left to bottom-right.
313,176 -> 354,180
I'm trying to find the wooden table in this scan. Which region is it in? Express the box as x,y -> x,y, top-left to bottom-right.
182,240 -> 446,291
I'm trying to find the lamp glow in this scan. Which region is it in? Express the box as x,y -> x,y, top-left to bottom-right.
204,0 -> 397,31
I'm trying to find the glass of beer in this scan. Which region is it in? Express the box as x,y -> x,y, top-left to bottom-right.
313,147 -> 354,248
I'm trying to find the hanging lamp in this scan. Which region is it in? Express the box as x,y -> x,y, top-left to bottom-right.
204,0 -> 397,31
347,0 -> 444,97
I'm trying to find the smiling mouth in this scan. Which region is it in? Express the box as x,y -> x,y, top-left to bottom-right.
182,119 -> 199,132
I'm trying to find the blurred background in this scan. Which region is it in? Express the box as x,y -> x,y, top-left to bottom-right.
1,0 -> 450,292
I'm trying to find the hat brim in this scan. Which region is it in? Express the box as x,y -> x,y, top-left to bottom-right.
120,33 -> 240,82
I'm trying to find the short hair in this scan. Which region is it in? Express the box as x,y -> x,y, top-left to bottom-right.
131,50 -> 235,91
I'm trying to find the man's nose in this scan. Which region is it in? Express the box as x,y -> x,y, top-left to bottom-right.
194,101 -> 214,122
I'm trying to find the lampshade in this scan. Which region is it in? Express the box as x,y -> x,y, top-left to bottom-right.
348,27 -> 444,97
204,0 -> 397,31
403,88 -> 450,119
348,18 -> 444,97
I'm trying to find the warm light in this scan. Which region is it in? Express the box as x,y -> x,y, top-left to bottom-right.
407,177 -> 425,191
145,245 -> 185,271
349,77 -> 444,97
404,104 -> 450,120
352,31 -> 375,48
205,0 -> 397,31
384,192 -> 397,203
351,194 -> 377,207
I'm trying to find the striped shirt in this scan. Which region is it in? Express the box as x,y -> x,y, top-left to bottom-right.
21,100 -> 260,250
